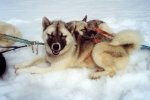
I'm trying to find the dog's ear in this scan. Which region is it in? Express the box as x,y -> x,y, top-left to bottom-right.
66,22 -> 75,33
42,17 -> 51,31
82,15 -> 87,22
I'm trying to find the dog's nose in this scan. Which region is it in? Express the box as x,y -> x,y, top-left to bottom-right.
52,43 -> 61,51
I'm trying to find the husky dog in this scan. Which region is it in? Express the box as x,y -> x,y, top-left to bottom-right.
0,22 -> 22,52
67,17 -> 142,79
15,17 -> 142,79
15,17 -> 94,74
15,17 -> 106,74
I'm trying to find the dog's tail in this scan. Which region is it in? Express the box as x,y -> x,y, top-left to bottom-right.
110,30 -> 142,54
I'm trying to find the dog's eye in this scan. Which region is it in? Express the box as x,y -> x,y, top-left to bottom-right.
87,31 -> 97,37
61,35 -> 67,40
81,29 -> 85,32
47,34 -> 53,39
80,28 -> 87,33
60,33 -> 63,37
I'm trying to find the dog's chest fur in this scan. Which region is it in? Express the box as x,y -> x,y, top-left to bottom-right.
46,45 -> 77,68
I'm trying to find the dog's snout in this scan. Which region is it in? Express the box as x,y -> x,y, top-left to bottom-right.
53,44 -> 59,50
52,43 -> 61,51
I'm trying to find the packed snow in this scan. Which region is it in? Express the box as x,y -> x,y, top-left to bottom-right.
0,0 -> 150,100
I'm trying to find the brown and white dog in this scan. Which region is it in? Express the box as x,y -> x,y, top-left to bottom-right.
0,21 -> 22,52
66,17 -> 142,79
15,17 -> 94,74
15,17 -> 142,79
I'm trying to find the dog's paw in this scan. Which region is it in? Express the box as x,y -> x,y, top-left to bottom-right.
14,63 -> 28,69
13,65 -> 19,69
109,71 -> 116,77
15,69 -> 23,75
15,67 -> 33,75
14,64 -> 21,69
89,72 -> 101,80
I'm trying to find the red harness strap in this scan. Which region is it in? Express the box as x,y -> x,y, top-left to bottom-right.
94,38 -> 101,43
93,28 -> 114,43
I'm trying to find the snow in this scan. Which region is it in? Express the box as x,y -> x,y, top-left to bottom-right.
0,0 -> 150,100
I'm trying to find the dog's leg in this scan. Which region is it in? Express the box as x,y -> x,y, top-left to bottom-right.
15,65 -> 64,75
14,57 -> 45,69
90,67 -> 116,79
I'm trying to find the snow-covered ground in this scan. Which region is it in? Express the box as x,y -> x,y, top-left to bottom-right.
0,0 -> 150,100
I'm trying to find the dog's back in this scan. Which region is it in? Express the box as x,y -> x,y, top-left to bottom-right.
0,22 -> 22,52
0,22 -> 21,38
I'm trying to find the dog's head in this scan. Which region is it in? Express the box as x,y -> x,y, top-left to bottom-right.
42,17 -> 74,56
66,16 -> 104,40
66,19 -> 88,41
85,20 -> 104,38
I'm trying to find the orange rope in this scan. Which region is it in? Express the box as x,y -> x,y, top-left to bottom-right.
93,28 -> 114,43
95,28 -> 113,39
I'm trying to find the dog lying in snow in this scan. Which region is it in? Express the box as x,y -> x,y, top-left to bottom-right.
0,21 -> 22,52
66,17 -> 142,79
14,17 -> 142,79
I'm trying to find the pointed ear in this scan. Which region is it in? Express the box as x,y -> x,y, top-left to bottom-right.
42,17 -> 51,31
66,22 -> 75,33
82,15 -> 87,22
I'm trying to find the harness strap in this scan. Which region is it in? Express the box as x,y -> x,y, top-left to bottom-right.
93,28 -> 114,43
95,28 -> 113,39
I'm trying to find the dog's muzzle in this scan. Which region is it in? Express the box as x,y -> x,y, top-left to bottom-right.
51,42 -> 61,55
